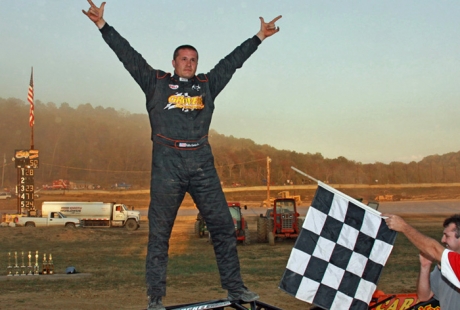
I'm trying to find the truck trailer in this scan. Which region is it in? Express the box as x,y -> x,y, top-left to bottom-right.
41,201 -> 140,231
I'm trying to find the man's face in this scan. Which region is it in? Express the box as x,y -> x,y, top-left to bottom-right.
441,223 -> 460,252
172,48 -> 198,79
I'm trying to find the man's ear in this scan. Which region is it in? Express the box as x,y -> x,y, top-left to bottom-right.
172,59 -> 176,69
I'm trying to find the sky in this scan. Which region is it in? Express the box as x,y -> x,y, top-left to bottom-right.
1,1 -> 460,164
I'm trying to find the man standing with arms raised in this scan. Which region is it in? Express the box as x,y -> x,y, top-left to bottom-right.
82,1 -> 281,309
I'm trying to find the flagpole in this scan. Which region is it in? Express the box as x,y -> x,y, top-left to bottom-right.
290,166 -> 319,183
31,124 -> 34,150
28,67 -> 34,149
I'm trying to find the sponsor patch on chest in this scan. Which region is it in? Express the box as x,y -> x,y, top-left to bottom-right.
165,93 -> 204,111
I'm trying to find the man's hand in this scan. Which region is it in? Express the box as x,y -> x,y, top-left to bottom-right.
257,15 -> 282,41
383,214 -> 408,232
82,0 -> 106,29
419,252 -> 434,268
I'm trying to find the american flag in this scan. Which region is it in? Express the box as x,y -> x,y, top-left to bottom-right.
28,68 -> 34,127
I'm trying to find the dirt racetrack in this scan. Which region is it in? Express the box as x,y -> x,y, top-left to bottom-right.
0,188 -> 459,309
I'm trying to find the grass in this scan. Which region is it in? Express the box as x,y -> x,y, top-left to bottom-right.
0,214 -> 447,309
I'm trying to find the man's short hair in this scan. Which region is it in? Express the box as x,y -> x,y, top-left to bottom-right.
173,45 -> 198,61
443,214 -> 460,238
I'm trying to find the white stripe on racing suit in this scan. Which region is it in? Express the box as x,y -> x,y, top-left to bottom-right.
441,249 -> 460,288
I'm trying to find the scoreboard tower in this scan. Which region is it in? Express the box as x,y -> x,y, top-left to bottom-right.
14,149 -> 39,216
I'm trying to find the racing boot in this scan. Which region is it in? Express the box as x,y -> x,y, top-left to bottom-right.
147,296 -> 166,310
227,286 -> 259,302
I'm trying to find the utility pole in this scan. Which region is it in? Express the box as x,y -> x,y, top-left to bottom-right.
1,153 -> 5,188
267,156 -> 271,204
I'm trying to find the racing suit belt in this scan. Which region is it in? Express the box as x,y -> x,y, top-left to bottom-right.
153,134 -> 209,150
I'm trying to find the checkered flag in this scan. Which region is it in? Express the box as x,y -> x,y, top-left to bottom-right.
279,182 -> 397,310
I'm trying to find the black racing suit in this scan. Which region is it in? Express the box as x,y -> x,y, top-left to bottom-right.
100,23 -> 261,297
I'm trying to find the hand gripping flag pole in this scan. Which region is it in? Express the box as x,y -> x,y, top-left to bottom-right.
278,167 -> 397,310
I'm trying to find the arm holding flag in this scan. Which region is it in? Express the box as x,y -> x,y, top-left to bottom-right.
384,214 -> 443,261
384,214 -> 460,288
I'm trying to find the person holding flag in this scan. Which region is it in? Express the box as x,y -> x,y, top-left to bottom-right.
384,214 -> 460,290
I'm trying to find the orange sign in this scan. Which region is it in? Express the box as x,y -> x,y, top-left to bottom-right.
370,292 -> 417,310
369,292 -> 440,310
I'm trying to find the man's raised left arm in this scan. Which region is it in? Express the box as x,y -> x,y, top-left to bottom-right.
207,15 -> 282,98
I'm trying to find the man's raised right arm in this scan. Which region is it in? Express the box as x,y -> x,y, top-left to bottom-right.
82,0 -> 156,97
383,214 -> 445,262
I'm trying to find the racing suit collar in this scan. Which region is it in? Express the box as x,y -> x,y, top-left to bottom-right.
172,73 -> 196,83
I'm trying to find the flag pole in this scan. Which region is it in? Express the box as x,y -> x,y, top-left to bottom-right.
291,166 -> 381,214
31,121 -> 34,150
28,67 -> 35,149
291,166 -> 319,183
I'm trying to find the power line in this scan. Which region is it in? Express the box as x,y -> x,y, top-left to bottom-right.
215,158 -> 266,168
38,158 -> 267,173
39,163 -> 150,173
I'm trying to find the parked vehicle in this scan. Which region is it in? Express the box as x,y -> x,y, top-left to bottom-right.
260,190 -> 302,207
42,179 -> 70,190
195,201 -> 250,245
228,202 -> 250,245
111,182 -> 132,190
257,198 -> 302,245
194,212 -> 207,238
41,201 -> 140,231
15,211 -> 80,228
1,213 -> 21,224
0,192 -> 12,199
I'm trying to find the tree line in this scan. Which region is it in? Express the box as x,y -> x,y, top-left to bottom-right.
1,97 -> 460,190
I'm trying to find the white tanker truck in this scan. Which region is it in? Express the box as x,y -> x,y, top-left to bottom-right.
41,201 -> 140,231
